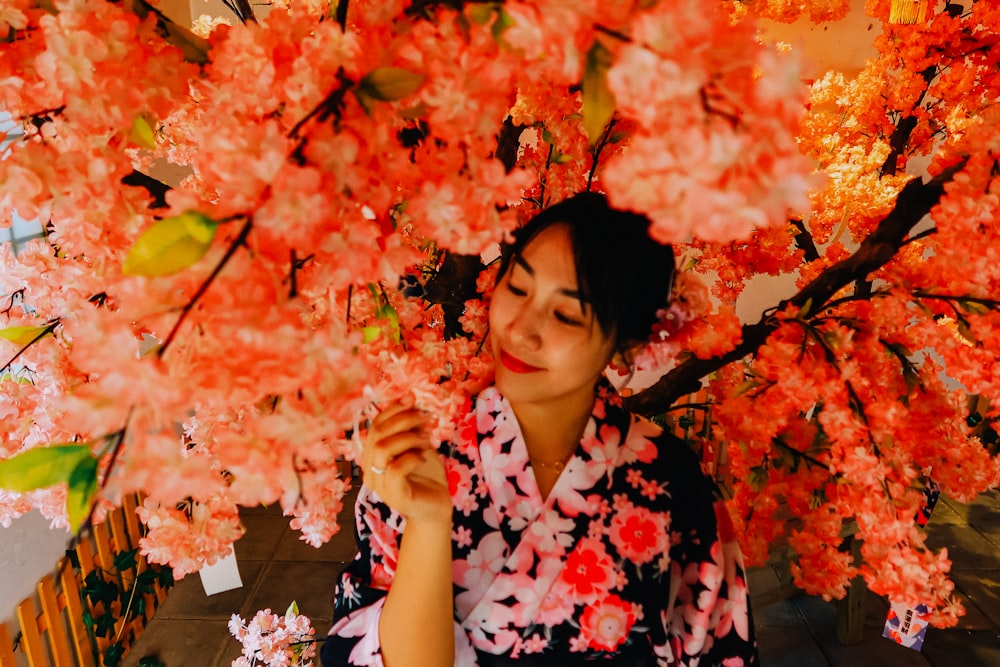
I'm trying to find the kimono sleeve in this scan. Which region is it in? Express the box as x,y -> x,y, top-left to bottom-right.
320,485 -> 479,667
660,447 -> 759,667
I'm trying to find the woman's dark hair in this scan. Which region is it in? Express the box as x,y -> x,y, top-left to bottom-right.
497,192 -> 675,357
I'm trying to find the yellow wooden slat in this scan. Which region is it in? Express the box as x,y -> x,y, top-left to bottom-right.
122,494 -> 143,550
0,623 -> 17,666
16,598 -> 46,667
59,557 -> 95,667
37,576 -> 74,667
93,520 -> 126,653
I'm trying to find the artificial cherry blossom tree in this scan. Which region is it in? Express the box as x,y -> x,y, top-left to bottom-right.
1,0 -> 998,630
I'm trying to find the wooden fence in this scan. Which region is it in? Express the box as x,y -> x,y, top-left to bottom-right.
1,494 -> 170,667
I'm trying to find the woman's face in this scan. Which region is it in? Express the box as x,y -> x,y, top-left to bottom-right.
489,223 -> 615,413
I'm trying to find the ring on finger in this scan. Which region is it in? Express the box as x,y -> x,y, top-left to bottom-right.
370,464 -> 387,475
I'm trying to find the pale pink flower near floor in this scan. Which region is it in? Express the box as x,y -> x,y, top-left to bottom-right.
230,606 -> 316,667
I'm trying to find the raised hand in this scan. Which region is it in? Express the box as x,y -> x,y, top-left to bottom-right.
360,394 -> 451,526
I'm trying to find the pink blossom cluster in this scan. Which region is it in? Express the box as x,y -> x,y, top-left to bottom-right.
229,606 -> 316,667
136,495 -> 244,578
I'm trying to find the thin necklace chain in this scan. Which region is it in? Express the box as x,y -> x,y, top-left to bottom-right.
528,452 -> 573,473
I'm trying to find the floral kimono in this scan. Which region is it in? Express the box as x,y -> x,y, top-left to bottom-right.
322,383 -> 757,666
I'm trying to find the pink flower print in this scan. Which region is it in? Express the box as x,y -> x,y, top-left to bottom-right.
641,478 -> 666,500
626,468 -> 645,489
526,509 -> 575,555
722,659 -> 746,667
579,594 -> 637,652
452,410 -> 479,456
521,633 -> 548,654
559,537 -> 616,604
610,502 -> 669,564
447,459 -> 476,515
569,635 -> 590,653
514,560 -> 576,627
453,525 -> 474,549
616,417 -> 659,465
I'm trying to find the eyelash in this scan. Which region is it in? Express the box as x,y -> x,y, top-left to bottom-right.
506,281 -> 583,326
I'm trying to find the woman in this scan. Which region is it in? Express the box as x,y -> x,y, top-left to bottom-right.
322,193 -> 758,666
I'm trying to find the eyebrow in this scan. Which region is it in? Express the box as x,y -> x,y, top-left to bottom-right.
514,254 -> 589,303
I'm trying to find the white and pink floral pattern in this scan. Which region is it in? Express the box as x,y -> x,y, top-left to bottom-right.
323,383 -> 757,666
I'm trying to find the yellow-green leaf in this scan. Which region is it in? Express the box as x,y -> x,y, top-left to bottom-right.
66,455 -> 99,533
285,600 -> 299,617
123,211 -> 217,276
362,326 -> 381,343
0,325 -> 52,347
129,113 -> 157,150
582,42 -> 616,145
360,67 -> 425,102
468,3 -> 494,25
0,444 -> 93,493
491,7 -> 515,43
352,88 -> 376,117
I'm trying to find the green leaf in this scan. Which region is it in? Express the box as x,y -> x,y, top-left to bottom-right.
157,566 -> 174,589
138,655 -> 165,667
129,114 -> 157,150
491,7 -> 515,43
285,600 -> 299,617
582,41 -> 616,145
359,67 -> 425,102
113,548 -> 139,572
0,444 -> 93,493
958,299 -> 990,315
352,88 -> 376,117
94,612 -> 118,638
103,642 -> 125,666
748,465 -> 769,491
0,324 -> 53,347
136,569 -> 159,594
467,3 -> 495,24
122,211 -> 217,277
67,454 -> 100,533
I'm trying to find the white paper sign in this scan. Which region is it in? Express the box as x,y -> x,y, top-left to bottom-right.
199,545 -> 243,595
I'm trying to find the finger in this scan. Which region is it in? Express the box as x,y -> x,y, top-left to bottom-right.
380,450 -> 444,500
370,407 -> 428,442
363,447 -> 424,488
366,429 -> 433,471
369,394 -> 416,428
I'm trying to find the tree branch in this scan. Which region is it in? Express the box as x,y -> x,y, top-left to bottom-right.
157,218 -> 253,358
624,160 -> 968,416
121,170 -> 171,209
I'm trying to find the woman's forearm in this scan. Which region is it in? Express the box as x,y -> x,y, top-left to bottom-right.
379,518 -> 455,667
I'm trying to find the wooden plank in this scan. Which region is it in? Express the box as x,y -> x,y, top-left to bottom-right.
122,494 -> 143,549
0,623 -> 17,666
60,557 -> 96,667
16,597 -> 46,667
37,575 -> 74,667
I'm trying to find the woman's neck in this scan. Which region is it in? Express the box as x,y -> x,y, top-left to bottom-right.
510,390 -> 596,471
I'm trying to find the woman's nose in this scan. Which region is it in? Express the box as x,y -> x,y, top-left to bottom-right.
506,304 -> 542,349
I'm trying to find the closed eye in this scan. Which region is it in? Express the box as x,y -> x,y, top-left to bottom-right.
507,283 -> 526,297
555,311 -> 584,326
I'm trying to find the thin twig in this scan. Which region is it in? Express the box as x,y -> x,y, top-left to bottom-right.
0,318 -> 59,374
587,116 -> 616,191
158,219 -> 253,358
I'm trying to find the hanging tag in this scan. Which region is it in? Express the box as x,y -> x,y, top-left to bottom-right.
882,602 -> 931,650
199,544 -> 243,595
915,477 -> 941,527
883,476 -> 939,649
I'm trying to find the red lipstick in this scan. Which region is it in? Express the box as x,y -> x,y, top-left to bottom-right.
500,350 -> 542,373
